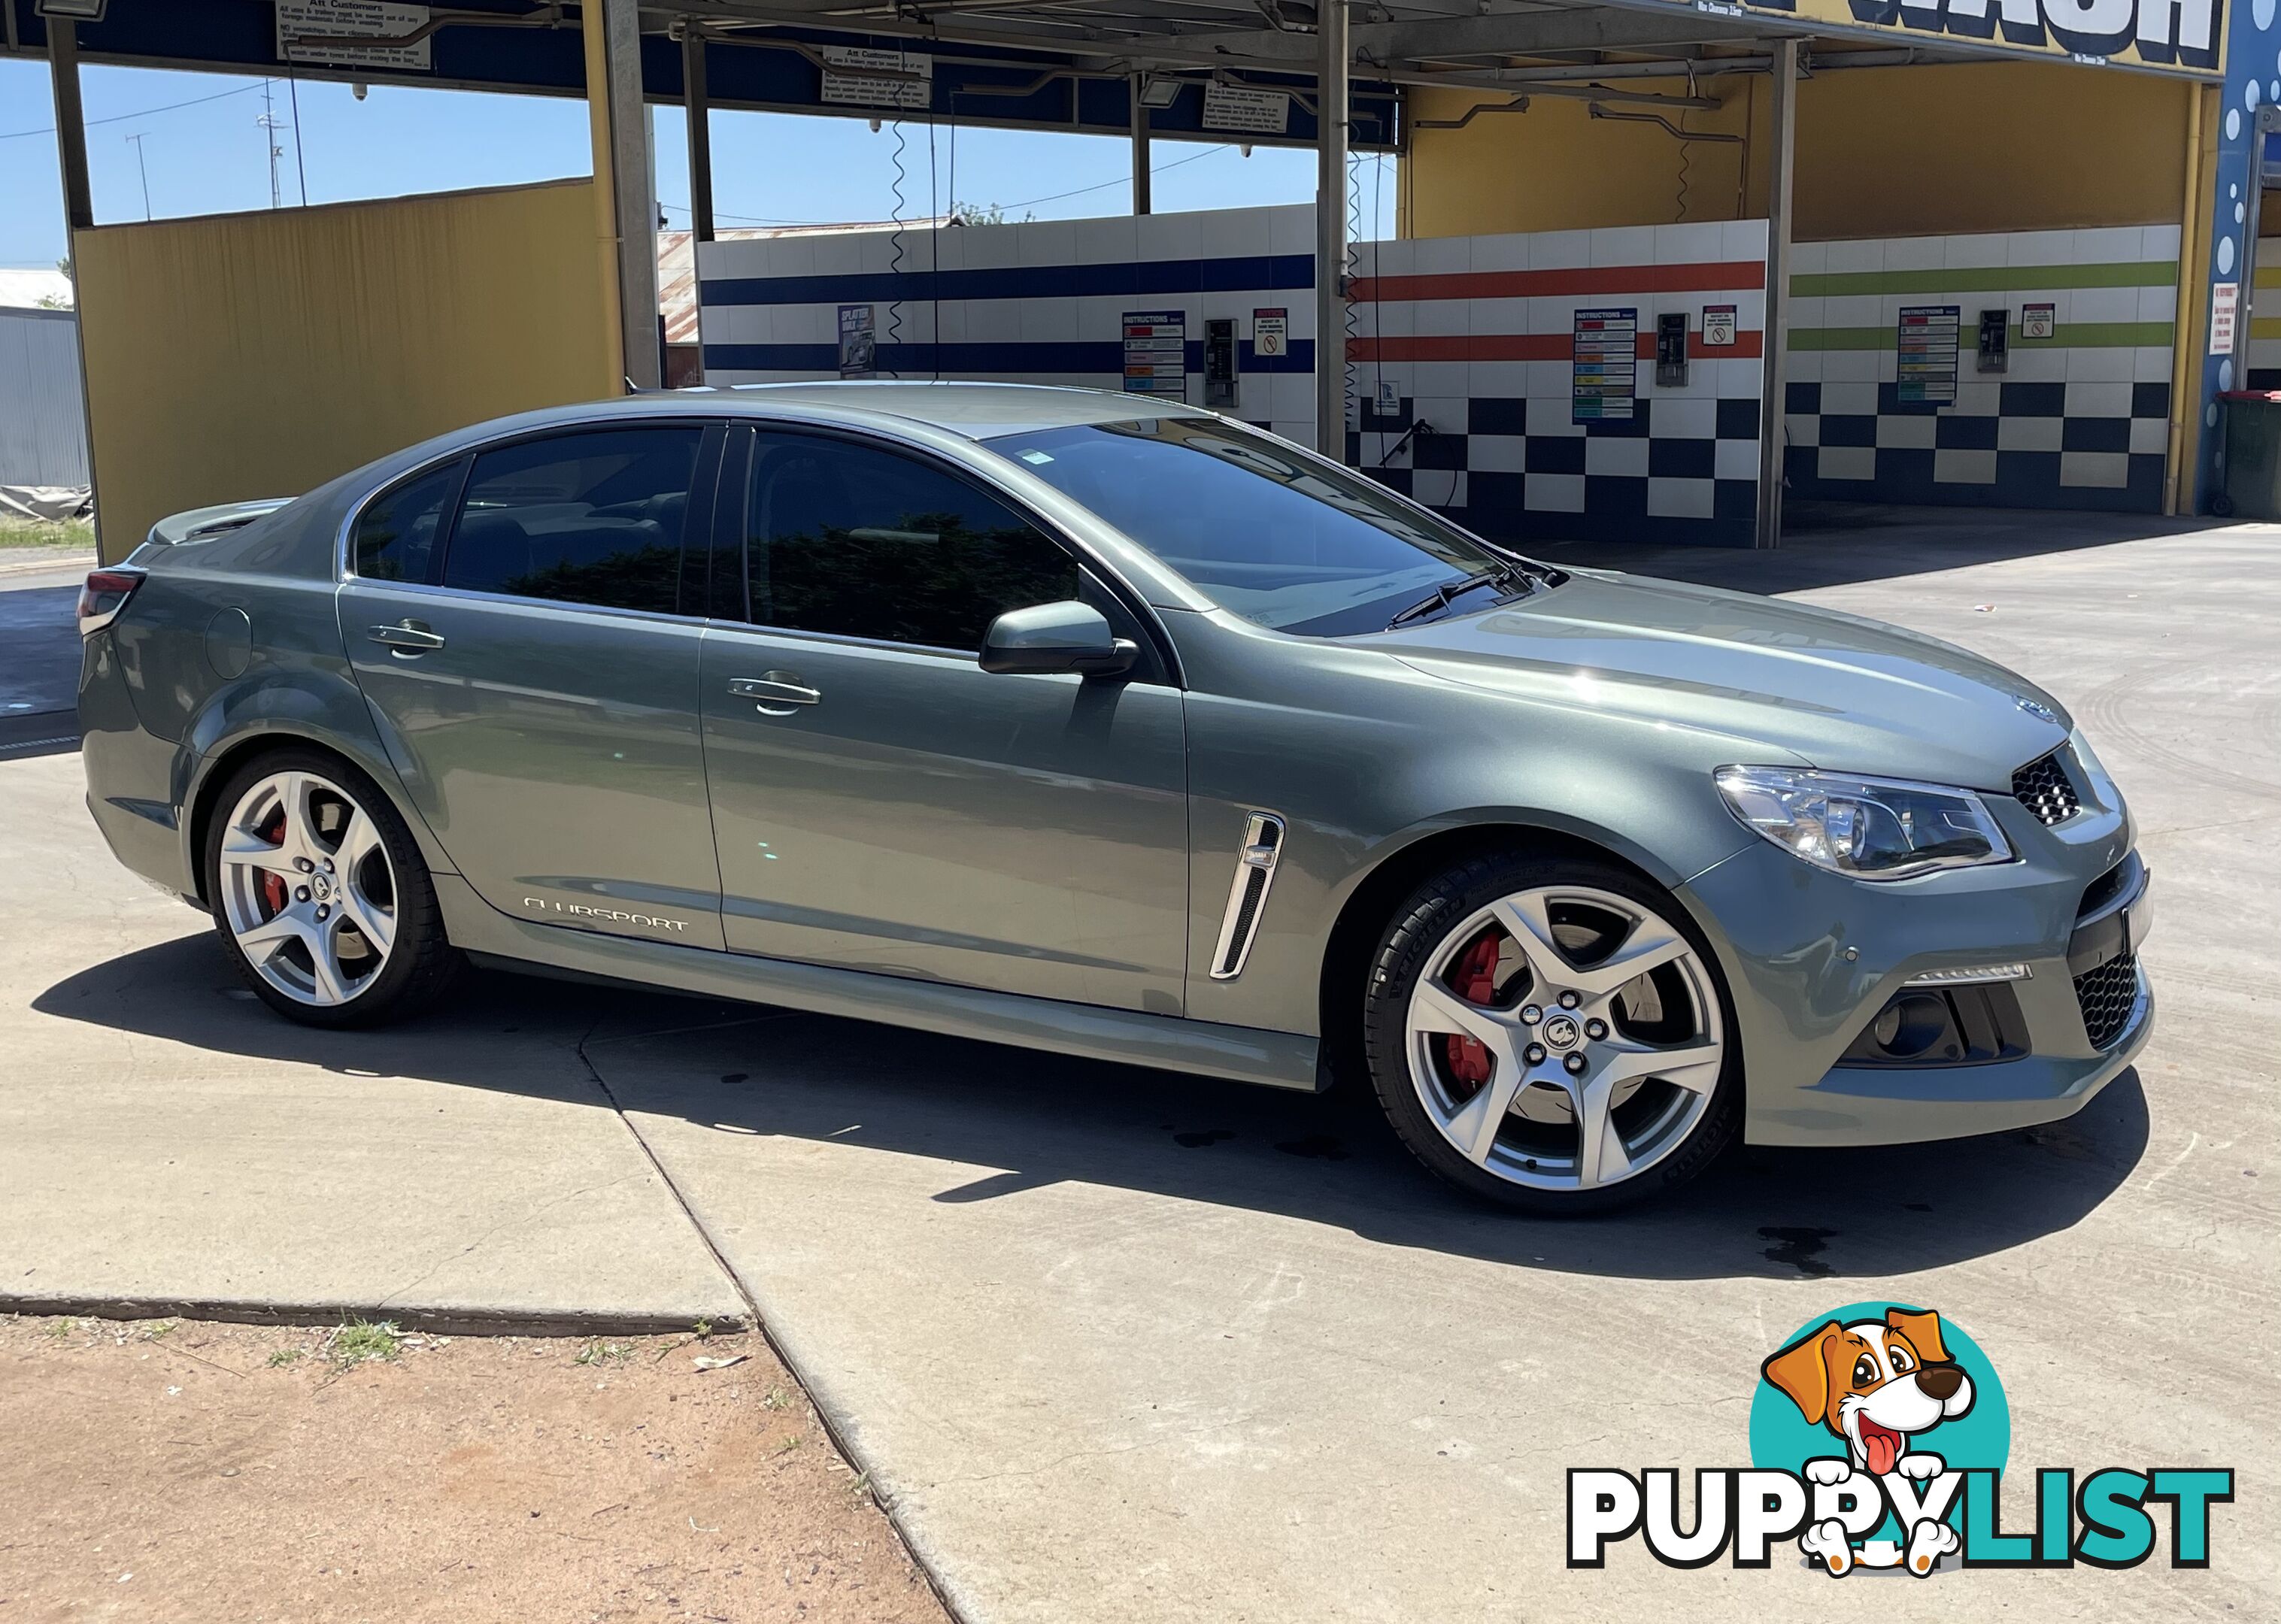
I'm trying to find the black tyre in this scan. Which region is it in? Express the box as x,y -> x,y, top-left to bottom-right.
202,745 -> 459,1028
1362,850 -> 1741,1213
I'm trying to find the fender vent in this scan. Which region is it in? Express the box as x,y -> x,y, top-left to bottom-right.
1210,812 -> 1286,980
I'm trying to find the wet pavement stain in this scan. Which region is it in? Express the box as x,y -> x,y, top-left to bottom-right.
1274,1134 -> 1351,1161
1758,1226 -> 1839,1277
1171,1129 -> 1236,1149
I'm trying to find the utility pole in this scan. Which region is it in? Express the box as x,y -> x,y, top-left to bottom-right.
126,132 -> 151,220
257,80 -> 287,210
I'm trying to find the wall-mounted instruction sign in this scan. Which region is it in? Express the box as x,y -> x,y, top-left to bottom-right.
838,304 -> 877,379
276,0 -> 432,71
1202,83 -> 1292,135
1702,304 -> 1737,347
819,44 -> 933,111
2021,301 -> 2057,341
1123,311 -> 1188,398
1572,308 -> 1638,423
2210,282 -> 2239,356
1253,308 -> 1288,359
1896,305 -> 1961,405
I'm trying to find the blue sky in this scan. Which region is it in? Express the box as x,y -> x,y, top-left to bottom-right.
0,59 -> 1399,270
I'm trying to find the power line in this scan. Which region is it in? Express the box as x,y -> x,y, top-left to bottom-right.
0,80 -> 266,142
660,140 -> 1233,228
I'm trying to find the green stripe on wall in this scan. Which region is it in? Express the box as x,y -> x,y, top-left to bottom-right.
1791,262 -> 2177,296
1790,321 -> 2174,351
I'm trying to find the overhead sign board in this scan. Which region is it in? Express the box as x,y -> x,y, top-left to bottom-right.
275,0 -> 432,71
818,44 -> 933,111
1202,83 -> 1293,135
1682,0 -> 2222,76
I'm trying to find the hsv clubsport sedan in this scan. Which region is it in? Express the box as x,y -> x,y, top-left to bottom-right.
77,383 -> 2151,1211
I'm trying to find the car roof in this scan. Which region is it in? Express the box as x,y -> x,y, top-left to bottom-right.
663,380 -> 1212,440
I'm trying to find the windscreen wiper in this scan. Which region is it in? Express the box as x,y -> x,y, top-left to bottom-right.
1385,562 -> 1535,629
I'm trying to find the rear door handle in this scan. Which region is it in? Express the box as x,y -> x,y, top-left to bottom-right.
728,674 -> 821,715
369,620 -> 445,654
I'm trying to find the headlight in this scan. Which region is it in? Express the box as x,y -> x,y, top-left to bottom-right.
1714,766 -> 2014,881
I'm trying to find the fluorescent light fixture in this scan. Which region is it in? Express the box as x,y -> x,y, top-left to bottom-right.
1139,77 -> 1184,109
1903,964 -> 2031,986
36,0 -> 109,20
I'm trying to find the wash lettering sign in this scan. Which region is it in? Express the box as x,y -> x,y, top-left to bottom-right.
1698,0 -> 2223,74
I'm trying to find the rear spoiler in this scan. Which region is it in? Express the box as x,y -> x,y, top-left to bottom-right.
146,497 -> 294,547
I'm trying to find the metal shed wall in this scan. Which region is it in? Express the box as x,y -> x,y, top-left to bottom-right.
0,306 -> 89,487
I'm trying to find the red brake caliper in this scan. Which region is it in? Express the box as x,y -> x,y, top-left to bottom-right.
259,808 -> 288,917
1445,932 -> 1503,1086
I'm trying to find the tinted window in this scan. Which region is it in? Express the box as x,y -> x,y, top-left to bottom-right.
982,418 -> 1517,637
354,461 -> 461,582
443,427 -> 702,614
747,434 -> 1078,650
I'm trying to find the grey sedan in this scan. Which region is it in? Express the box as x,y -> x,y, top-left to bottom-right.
76,383 -> 2151,1211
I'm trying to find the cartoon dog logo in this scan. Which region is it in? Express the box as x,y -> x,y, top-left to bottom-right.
1761,1307 -> 1975,1576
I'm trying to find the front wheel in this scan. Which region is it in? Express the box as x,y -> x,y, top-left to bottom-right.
1363,852 -> 1740,1213
204,747 -> 458,1027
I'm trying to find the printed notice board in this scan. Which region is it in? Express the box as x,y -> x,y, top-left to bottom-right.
1896,305 -> 1961,404
837,304 -> 877,378
1123,311 -> 1188,398
1572,308 -> 1638,423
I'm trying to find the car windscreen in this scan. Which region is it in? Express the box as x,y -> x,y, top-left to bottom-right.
980,417 -> 1515,637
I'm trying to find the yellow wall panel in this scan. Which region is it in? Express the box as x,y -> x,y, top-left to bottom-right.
74,178 -> 614,561
1406,62 -> 2193,243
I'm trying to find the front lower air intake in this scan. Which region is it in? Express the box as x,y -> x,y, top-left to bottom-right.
1209,812 -> 1287,980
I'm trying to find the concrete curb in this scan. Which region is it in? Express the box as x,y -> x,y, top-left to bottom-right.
0,548 -> 94,577
0,1292 -> 751,1340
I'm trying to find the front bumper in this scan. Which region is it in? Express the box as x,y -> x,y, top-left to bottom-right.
1680,789 -> 2152,1149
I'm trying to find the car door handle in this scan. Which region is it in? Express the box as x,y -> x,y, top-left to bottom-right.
369,620 -> 445,654
728,674 -> 821,714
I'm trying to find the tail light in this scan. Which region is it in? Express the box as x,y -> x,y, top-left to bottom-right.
77,567 -> 146,637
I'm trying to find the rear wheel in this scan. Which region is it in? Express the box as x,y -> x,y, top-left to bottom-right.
205,748 -> 457,1026
1363,851 -> 1740,1213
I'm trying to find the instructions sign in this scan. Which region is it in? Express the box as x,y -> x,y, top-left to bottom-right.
838,304 -> 877,379
2210,283 -> 2239,356
1571,308 -> 1638,423
819,44 -> 933,111
1253,308 -> 1288,359
2021,301 -> 2057,341
1123,311 -> 1188,398
276,0 -> 432,71
1202,83 -> 1292,135
1702,304 -> 1737,348
1897,305 -> 1961,405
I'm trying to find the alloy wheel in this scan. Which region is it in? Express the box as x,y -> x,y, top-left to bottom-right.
216,769 -> 398,1007
1403,883 -> 1724,1192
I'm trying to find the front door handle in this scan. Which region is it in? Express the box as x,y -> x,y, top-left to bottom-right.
369,620 -> 445,655
728,673 -> 821,716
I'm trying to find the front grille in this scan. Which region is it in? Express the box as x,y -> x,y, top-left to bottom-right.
2012,750 -> 2081,826
2073,950 -> 2140,1050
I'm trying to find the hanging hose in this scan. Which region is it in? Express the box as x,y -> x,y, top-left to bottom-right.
887,120 -> 910,379
1345,149 -> 1363,465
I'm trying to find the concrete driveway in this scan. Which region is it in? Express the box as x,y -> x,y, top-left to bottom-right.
3,517 -> 2272,1620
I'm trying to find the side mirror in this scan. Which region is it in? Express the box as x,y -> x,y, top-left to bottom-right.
978,600 -> 1137,678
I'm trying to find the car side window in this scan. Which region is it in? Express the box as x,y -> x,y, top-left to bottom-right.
354,460 -> 463,582
746,432 -> 1079,650
442,427 -> 702,614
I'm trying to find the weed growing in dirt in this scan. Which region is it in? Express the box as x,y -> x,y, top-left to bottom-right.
144,1321 -> 176,1341
772,1435 -> 801,1457
267,1347 -> 306,1368
328,1321 -> 403,1368
760,1386 -> 791,1410
692,1318 -> 714,1341
575,1341 -> 633,1367
44,1319 -> 76,1339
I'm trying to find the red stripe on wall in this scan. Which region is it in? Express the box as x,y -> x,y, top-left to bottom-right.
1348,260 -> 1766,302
1348,332 -> 1766,362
